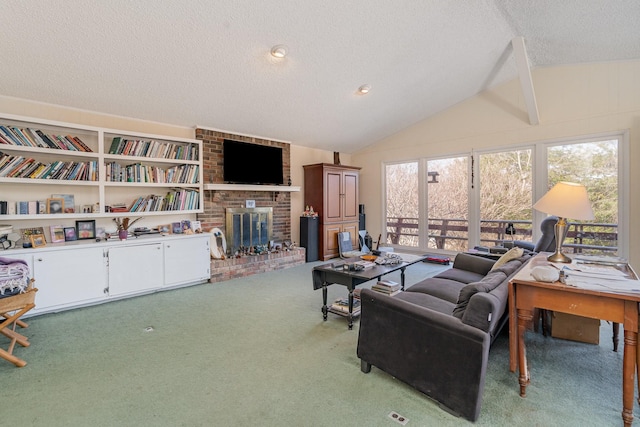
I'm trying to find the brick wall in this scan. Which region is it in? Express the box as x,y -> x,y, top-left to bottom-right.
209,248 -> 305,283
195,128 -> 292,244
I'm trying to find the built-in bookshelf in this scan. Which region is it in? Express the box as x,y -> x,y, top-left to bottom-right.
0,112 -> 203,220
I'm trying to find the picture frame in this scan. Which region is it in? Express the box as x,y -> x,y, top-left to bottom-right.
20,227 -> 45,248
82,204 -> 94,213
158,224 -> 171,234
49,225 -> 65,243
46,198 -> 64,214
96,227 -> 106,239
172,222 -> 183,234
75,220 -> 96,240
51,193 -> 75,213
190,220 -> 202,233
64,227 -> 77,242
29,233 -> 46,248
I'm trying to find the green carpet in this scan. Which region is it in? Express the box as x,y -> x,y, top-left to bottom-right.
1,261 -> 631,426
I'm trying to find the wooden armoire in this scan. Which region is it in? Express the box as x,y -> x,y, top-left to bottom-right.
303,163 -> 360,260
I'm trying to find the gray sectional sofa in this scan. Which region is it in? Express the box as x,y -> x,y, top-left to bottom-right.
356,252 -> 531,422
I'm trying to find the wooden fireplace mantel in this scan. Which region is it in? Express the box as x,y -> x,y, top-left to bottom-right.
204,183 -> 300,192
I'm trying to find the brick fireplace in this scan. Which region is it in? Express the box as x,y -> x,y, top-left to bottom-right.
195,128 -> 304,280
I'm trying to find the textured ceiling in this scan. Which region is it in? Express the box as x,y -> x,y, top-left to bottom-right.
0,1 -> 638,153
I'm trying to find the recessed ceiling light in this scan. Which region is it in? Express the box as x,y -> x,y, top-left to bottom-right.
357,84 -> 371,95
270,45 -> 288,58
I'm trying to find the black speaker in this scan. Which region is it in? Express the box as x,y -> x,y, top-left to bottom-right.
359,204 -> 365,214
359,213 -> 365,231
300,217 -> 319,262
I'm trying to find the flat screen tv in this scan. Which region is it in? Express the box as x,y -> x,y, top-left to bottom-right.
223,139 -> 284,185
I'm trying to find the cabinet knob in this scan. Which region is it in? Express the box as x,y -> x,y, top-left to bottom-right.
37,258 -> 43,262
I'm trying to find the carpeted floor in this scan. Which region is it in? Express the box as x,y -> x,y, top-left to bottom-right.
0,260 -> 632,426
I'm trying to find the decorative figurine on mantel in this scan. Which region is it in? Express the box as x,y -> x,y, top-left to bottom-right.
302,205 -> 318,217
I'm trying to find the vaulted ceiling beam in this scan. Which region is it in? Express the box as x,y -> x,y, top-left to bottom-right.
512,36 -> 540,125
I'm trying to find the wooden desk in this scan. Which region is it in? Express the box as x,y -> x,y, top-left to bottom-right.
509,254 -> 640,426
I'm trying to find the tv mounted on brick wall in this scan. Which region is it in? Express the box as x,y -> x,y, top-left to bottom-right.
223,139 -> 284,185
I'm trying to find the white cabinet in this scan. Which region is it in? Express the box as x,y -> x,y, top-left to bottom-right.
2,233 -> 211,316
163,235 -> 210,287
107,242 -> 163,297
31,247 -> 106,313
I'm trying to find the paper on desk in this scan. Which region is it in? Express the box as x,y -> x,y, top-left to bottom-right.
564,272 -> 640,293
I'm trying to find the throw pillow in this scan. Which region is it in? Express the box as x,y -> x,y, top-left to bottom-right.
452,271 -> 507,318
491,246 -> 524,270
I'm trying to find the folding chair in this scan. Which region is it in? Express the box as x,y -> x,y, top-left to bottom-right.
0,257 -> 36,367
337,231 -> 367,259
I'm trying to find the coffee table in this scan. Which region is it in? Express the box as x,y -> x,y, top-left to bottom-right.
312,253 -> 428,329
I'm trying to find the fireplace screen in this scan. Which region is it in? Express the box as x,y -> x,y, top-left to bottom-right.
225,207 -> 273,255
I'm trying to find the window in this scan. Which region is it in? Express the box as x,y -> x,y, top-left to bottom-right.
426,157 -> 469,251
385,162 -> 419,247
383,132 -> 627,258
478,149 -> 533,247
546,139 -> 620,256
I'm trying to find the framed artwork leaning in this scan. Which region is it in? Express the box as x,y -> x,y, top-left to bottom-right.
47,198 -> 64,214
49,225 -> 65,243
75,220 -> 96,240
64,227 -> 77,242
30,234 -> 46,248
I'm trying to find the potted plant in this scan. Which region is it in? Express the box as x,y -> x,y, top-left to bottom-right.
113,217 -> 141,240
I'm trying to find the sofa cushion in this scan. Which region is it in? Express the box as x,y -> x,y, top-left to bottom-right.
405,277 -> 468,303
394,291 -> 456,315
452,270 -> 507,318
490,247 -> 524,270
435,268 -> 486,285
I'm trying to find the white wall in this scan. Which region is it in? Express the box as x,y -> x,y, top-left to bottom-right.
352,60 -> 640,267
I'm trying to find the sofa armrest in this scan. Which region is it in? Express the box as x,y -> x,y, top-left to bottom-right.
357,289 -> 490,421
461,290 -> 504,337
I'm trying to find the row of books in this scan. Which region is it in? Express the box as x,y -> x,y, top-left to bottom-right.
371,279 -> 401,296
0,151 -> 98,181
0,124 -> 92,152
105,162 -> 199,184
330,288 -> 362,314
0,200 -> 39,215
128,189 -> 200,213
108,137 -> 198,161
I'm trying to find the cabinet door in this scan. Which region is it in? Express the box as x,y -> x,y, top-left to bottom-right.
108,243 -> 163,297
32,247 -> 106,312
323,224 -> 342,259
342,171 -> 359,221
324,170 -> 343,221
164,236 -> 210,287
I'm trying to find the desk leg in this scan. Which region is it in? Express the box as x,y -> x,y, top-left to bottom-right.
347,288 -> 355,330
322,283 -> 328,321
508,282 -> 517,372
623,329 -> 636,426
517,308 -> 533,397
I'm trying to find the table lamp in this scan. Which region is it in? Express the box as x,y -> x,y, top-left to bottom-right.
532,181 -> 594,263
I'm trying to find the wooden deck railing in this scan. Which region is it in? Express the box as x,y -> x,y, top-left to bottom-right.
386,217 -> 618,253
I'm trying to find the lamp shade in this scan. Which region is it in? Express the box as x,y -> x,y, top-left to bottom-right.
533,181 -> 595,220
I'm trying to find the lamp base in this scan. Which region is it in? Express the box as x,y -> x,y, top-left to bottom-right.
547,251 -> 571,263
